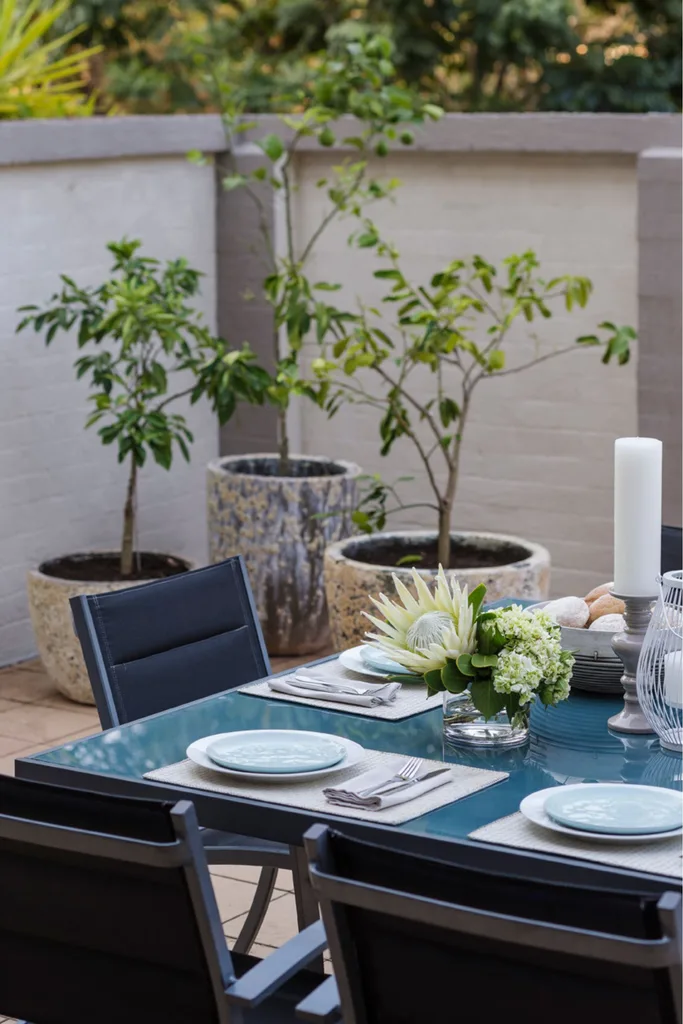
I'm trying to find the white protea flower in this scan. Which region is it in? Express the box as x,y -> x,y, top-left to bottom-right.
363,566 -> 478,674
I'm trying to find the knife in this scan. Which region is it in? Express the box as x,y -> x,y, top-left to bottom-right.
289,676 -> 371,695
364,766 -> 452,798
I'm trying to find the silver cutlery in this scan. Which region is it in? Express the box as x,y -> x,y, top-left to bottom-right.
357,757 -> 422,797
290,675 -> 371,696
366,766 -> 451,798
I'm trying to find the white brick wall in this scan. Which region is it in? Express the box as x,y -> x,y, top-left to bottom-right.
294,151 -> 638,598
0,156 -> 218,665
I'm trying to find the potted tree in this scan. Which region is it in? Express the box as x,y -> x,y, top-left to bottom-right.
204,33 -> 443,655
18,239 -> 265,703
316,230 -> 635,649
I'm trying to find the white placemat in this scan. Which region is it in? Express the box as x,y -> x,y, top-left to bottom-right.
239,661 -> 441,720
144,749 -> 508,826
470,812 -> 683,879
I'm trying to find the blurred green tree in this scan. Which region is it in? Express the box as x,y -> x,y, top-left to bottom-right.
61,0 -> 681,113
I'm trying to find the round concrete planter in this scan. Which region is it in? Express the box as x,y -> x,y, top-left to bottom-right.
207,454 -> 361,655
323,530 -> 551,651
27,552 -> 192,705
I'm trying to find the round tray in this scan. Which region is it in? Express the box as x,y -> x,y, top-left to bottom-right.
529,601 -> 623,695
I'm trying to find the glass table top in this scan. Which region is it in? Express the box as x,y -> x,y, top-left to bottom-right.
29,681 -> 683,845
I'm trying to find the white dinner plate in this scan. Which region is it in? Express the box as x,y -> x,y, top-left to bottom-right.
339,645 -> 421,681
187,730 -> 365,783
520,784 -> 683,844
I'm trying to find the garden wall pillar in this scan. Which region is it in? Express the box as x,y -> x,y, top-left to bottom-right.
637,147 -> 683,528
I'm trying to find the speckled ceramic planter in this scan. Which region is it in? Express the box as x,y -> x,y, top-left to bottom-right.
324,530 -> 551,651
207,454 -> 361,655
27,552 -> 192,705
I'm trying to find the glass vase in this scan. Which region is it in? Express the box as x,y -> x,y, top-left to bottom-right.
443,691 -> 529,749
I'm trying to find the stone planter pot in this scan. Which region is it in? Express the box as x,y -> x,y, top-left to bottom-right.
207,454 -> 361,655
27,552 -> 192,705
324,530 -> 551,651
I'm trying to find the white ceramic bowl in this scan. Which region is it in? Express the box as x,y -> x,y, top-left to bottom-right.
528,600 -> 623,694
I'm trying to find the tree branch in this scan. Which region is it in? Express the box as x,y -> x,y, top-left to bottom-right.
487,343 -> 581,378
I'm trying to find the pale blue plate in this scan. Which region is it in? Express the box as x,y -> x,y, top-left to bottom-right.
206,730 -> 346,774
544,784 -> 683,836
360,646 -> 417,677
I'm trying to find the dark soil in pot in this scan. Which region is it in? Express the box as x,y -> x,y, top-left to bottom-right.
224,456 -> 348,479
342,535 -> 531,571
39,552 -> 190,583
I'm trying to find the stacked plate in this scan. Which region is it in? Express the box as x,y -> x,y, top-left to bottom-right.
339,644 -> 421,680
521,783 -> 683,844
187,729 -> 364,783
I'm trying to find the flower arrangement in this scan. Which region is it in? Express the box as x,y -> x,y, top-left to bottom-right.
365,568 -> 574,727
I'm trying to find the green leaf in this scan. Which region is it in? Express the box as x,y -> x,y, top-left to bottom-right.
441,660 -> 469,694
396,554 -> 422,566
222,174 -> 247,191
471,653 -> 499,669
487,350 -> 505,371
424,669 -> 444,696
187,149 -> 207,166
423,103 -> 444,121
456,654 -> 476,677
469,680 -> 507,720
468,582 -> 487,620
438,397 -> 460,427
477,619 -> 505,657
576,334 -> 600,346
258,134 -> 284,161
357,229 -> 379,248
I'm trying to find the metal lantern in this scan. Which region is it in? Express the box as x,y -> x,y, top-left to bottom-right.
637,570 -> 683,752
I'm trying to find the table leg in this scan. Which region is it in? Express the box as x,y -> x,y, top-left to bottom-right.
291,844 -> 324,973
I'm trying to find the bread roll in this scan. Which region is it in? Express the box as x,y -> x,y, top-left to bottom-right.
584,582 -> 614,605
543,596 -> 590,628
588,593 -> 625,623
589,613 -> 625,632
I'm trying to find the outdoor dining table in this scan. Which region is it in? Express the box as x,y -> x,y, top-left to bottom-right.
15,623 -> 683,924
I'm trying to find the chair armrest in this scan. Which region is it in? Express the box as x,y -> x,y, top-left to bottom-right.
226,920 -> 328,1009
296,976 -> 341,1023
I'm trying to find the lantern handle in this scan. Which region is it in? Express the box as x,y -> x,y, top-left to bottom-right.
657,574 -> 683,640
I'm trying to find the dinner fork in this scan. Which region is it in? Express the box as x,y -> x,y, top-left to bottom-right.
357,757 -> 422,797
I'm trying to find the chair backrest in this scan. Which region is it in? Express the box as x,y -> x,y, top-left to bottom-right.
305,825 -> 682,1024
662,526 -> 682,574
0,774 -> 233,1024
71,557 -> 270,728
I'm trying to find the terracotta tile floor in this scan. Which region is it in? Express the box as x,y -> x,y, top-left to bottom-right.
0,652 -> 332,1021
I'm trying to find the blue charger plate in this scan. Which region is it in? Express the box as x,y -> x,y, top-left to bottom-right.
544,783 -> 683,836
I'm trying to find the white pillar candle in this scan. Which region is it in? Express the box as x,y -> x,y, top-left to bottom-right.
613,437 -> 662,597
664,650 -> 683,708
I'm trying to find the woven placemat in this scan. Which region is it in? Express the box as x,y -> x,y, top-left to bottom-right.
240,661 -> 441,720
145,750 -> 508,826
470,812 -> 683,879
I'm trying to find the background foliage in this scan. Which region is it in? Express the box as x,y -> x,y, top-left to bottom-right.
51,0 -> 681,115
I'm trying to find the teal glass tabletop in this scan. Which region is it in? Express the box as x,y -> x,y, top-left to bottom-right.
26,677 -> 682,845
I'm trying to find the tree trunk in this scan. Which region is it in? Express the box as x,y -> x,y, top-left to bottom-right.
437,504 -> 451,569
120,456 -> 137,577
438,403 -> 468,571
277,406 -> 290,477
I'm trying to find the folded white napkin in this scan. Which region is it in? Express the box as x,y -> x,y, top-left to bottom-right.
269,677 -> 401,707
324,761 -> 452,810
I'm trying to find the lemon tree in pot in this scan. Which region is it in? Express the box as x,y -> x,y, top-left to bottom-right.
18,239 -> 263,702
204,33 -> 443,655
316,231 -> 635,649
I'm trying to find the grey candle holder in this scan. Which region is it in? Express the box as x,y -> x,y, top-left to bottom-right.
608,592 -> 657,734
